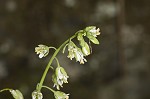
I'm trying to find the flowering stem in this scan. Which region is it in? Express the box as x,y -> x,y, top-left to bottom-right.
55,57 -> 60,67
42,86 -> 55,93
49,47 -> 57,50
37,34 -> 76,92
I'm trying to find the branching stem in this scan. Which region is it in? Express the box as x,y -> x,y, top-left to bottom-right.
37,34 -> 76,92
42,86 -> 55,93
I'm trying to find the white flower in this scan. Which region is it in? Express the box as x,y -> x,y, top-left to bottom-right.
56,67 -> 69,84
35,44 -> 49,58
54,91 -> 69,99
67,41 -> 87,64
53,67 -> 69,90
89,27 -> 100,37
85,26 -> 100,44
32,91 -> 43,99
52,74 -> 62,90
74,48 -> 87,64
67,45 -> 75,60
10,89 -> 24,99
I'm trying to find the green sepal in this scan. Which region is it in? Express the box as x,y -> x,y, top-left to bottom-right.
77,32 -> 84,41
52,74 -> 60,90
86,32 -> 99,44
55,67 -> 59,77
77,32 -> 85,46
55,67 -> 68,78
54,91 -> 69,99
79,40 -> 85,47
82,42 -> 90,56
68,40 -> 76,48
52,74 -> 57,84
76,30 -> 85,36
44,46 -> 50,56
77,32 -> 90,56
84,26 -> 96,32
60,67 -> 68,77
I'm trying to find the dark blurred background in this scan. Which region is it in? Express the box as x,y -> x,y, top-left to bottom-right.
0,0 -> 150,99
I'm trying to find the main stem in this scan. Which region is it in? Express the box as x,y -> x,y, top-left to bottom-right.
37,35 -> 76,92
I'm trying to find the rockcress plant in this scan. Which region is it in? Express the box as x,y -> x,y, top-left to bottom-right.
0,26 -> 101,99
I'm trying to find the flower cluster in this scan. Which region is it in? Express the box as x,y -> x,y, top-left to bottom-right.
33,26 -> 100,99
65,26 -> 100,64
84,26 -> 100,44
0,26 -> 100,99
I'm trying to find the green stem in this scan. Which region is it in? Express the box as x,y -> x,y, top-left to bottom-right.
37,34 -> 76,92
55,57 -> 60,67
42,86 -> 55,93
0,88 -> 11,93
49,47 -> 57,50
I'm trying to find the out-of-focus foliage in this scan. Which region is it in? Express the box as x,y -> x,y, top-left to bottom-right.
0,0 -> 150,99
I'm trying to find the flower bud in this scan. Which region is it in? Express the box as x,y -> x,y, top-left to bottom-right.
10,89 -> 24,99
85,26 -> 100,37
32,90 -> 43,99
54,91 -> 69,99
82,42 -> 90,56
74,48 -> 87,64
77,33 -> 90,56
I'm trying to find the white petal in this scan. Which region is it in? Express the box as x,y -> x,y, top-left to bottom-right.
57,79 -> 63,86
75,51 -> 80,61
56,85 -> 60,90
53,84 -> 56,87
58,69 -> 64,79
39,53 -> 44,58
89,28 -> 96,33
